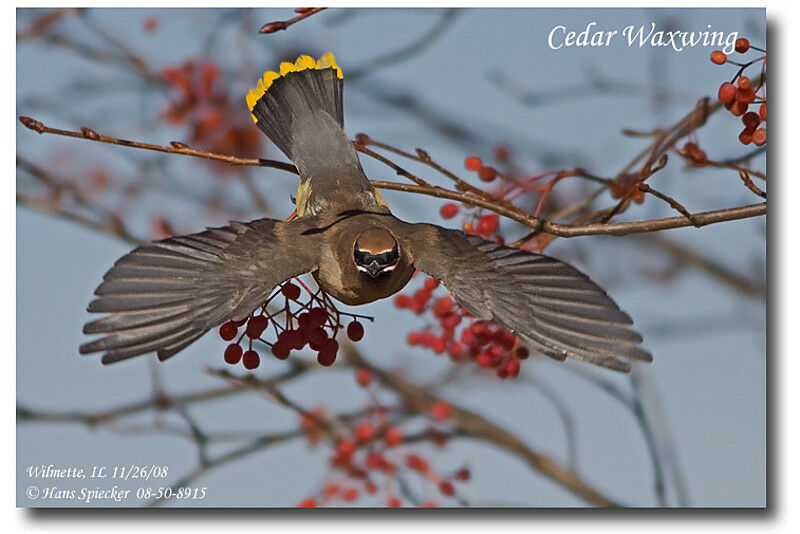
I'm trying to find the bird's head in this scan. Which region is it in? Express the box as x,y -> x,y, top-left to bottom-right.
353,228 -> 400,278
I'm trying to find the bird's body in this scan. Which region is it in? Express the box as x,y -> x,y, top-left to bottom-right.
310,212 -> 414,305
81,53 -> 651,372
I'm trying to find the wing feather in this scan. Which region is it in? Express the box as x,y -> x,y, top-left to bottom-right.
81,218 -> 321,363
400,223 -> 651,372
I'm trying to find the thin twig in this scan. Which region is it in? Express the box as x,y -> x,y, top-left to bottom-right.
18,116 -> 297,174
738,169 -> 767,199
258,7 -> 326,34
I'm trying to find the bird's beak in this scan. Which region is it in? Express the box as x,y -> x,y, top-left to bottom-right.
365,261 -> 383,278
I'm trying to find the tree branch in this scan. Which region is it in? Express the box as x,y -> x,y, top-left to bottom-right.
18,116 -> 766,241
343,345 -> 618,507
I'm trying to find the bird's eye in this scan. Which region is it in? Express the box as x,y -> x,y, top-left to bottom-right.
353,246 -> 370,264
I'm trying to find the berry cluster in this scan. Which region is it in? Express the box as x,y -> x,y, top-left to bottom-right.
160,60 -> 262,168
711,38 -> 767,146
295,370 -> 471,507
464,155 -> 499,183
441,150 -> 586,240
438,156 -> 505,239
218,280 -> 369,370
395,276 -> 528,379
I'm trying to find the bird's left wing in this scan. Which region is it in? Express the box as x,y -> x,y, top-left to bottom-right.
397,223 -> 651,372
80,218 -> 321,364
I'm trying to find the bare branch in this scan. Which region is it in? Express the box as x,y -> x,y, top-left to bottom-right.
258,7 -> 326,34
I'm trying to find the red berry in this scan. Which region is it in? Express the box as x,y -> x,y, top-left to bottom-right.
718,82 -> 736,103
759,102 -> 767,122
337,440 -> 356,457
280,282 -> 301,300
738,76 -> 752,90
366,452 -> 384,469
739,129 -> 753,145
308,307 -> 328,327
439,481 -> 455,496
387,496 -> 402,507
432,295 -> 453,318
355,368 -> 371,387
464,156 -> 482,171
478,166 -> 498,182
306,326 -> 328,349
447,341 -> 464,359
219,321 -> 238,341
683,142 -> 707,165
347,321 -> 364,342
476,352 -> 494,367
742,111 -> 761,130
413,287 -> 432,307
283,329 -> 306,350
296,312 -> 312,331
710,50 -> 726,64
271,341 -> 290,360
493,145 -> 510,162
424,277 -> 440,291
224,344 -> 243,364
394,294 -> 413,309
316,351 -> 335,366
441,312 -> 461,331
343,488 -> 359,502
407,331 -> 423,346
405,454 -> 428,472
440,203 -> 458,219
455,468 -> 471,481
506,359 -> 521,377
514,346 -> 529,359
476,214 -> 499,235
729,99 -> 748,116
752,128 -> 767,146
242,350 -> 260,369
245,315 -> 268,339
317,339 -> 338,366
735,38 -> 750,53
431,401 -> 451,420
143,17 -> 158,33
384,426 -> 403,447
355,423 -> 374,442
297,498 -> 316,507
736,87 -> 756,104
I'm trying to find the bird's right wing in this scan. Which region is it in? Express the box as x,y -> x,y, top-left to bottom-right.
81,218 -> 322,364
398,223 -> 651,372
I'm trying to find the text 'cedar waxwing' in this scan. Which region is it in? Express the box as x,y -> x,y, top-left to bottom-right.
80,53 -> 651,372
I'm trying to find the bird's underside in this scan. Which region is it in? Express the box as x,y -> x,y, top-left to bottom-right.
80,53 -> 651,372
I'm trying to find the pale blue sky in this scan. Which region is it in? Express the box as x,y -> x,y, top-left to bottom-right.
17,7 -> 766,507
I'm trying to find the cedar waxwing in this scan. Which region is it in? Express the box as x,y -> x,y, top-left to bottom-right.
80,53 -> 651,372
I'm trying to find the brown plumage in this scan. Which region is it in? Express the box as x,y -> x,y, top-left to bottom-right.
80,53 -> 651,372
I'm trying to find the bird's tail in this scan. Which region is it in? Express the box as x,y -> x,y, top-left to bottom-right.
246,53 -> 385,217
247,53 -> 347,166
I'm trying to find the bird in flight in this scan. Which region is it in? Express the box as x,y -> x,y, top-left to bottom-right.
80,53 -> 651,372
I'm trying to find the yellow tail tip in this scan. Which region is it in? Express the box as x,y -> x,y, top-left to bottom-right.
246,53 -> 343,117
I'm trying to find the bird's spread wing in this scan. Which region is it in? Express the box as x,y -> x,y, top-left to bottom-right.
399,224 -> 651,372
81,218 -> 321,364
